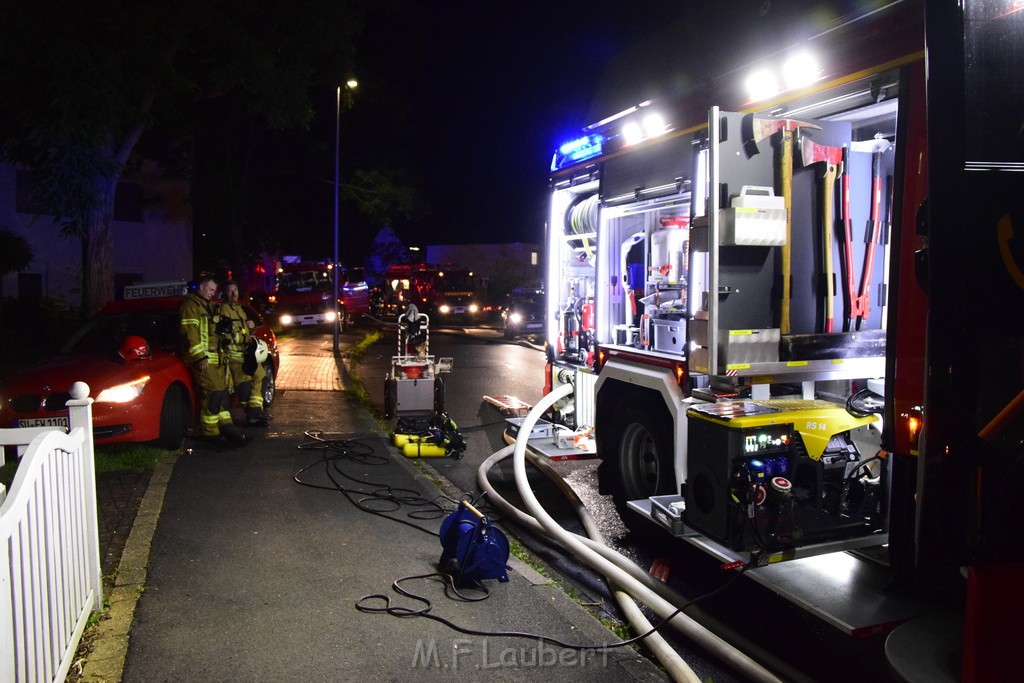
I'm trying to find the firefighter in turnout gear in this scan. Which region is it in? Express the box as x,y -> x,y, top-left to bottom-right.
179,275 -> 247,445
218,281 -> 269,426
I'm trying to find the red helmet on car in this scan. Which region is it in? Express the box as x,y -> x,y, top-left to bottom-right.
118,335 -> 151,361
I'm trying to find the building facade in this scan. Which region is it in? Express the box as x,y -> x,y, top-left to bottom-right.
0,160 -> 192,307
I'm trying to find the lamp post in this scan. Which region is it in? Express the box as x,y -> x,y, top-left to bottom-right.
333,78 -> 357,355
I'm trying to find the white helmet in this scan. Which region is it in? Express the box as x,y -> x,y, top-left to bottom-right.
252,338 -> 270,364
243,337 -> 270,376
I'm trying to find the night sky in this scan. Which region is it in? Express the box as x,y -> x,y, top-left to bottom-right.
326,1 -> 689,255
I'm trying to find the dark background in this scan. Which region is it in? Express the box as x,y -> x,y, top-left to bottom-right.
289,1 -> 689,260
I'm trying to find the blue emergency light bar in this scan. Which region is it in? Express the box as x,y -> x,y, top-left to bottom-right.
550,133 -> 604,171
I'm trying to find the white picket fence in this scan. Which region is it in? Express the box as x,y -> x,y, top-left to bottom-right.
0,383 -> 102,683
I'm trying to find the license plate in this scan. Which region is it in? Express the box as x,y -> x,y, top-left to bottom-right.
525,322 -> 543,329
17,417 -> 69,428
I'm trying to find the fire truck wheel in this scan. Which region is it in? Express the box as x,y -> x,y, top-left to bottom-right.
603,393 -> 674,510
261,362 -> 276,407
337,306 -> 349,333
156,384 -> 190,450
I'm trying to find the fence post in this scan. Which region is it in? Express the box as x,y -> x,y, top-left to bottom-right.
66,381 -> 102,610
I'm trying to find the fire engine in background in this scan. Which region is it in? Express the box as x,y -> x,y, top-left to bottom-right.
382,263 -> 484,325
535,0 -> 1023,677
269,260 -> 370,330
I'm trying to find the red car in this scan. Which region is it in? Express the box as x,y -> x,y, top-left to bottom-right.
0,296 -> 280,449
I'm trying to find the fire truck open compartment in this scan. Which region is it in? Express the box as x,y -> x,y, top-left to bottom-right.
539,32 -> 922,634
531,1 -> 1024,674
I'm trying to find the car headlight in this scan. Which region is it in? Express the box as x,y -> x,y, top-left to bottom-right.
280,314 -> 294,325
95,376 -> 151,403
468,304 -> 479,313
439,304 -> 451,314
324,310 -> 337,322
509,312 -> 523,324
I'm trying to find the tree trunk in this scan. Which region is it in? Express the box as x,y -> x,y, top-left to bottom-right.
81,126 -> 146,315
82,174 -> 118,316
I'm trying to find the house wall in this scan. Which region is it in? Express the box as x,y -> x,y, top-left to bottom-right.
0,160 -> 193,307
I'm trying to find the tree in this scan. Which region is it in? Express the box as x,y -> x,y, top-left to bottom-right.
343,169 -> 425,229
365,225 -> 407,284
0,0 -> 366,314
0,228 -> 34,281
0,228 -> 34,329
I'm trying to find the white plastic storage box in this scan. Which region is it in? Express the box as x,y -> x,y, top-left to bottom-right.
720,186 -> 786,246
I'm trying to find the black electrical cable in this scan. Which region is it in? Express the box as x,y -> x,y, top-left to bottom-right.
846,387 -> 883,418
293,430 -> 458,536
356,560 -> 755,651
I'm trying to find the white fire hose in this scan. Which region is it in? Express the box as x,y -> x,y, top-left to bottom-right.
492,382 -> 782,683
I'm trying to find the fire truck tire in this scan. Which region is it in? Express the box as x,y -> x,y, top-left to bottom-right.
157,384 -> 190,450
602,393 -> 674,510
261,362 -> 276,407
337,306 -> 349,333
384,377 -> 397,418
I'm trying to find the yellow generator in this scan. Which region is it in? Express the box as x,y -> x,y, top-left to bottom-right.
684,399 -> 884,553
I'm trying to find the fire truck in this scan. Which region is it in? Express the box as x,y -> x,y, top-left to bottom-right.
539,1 -> 1023,677
382,262 -> 484,324
270,260 -> 370,330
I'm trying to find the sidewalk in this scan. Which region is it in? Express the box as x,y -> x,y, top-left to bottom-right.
80,333 -> 664,682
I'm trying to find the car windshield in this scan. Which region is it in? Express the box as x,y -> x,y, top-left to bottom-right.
61,310 -> 181,355
510,295 -> 541,308
441,272 -> 474,292
278,270 -> 333,293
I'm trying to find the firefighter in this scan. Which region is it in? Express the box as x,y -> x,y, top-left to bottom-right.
218,281 -> 269,427
179,275 -> 247,445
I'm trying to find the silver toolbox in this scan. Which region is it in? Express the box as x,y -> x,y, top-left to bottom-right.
689,319 -> 780,371
652,318 -> 686,354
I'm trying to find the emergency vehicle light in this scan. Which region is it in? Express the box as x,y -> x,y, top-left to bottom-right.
551,134 -> 604,170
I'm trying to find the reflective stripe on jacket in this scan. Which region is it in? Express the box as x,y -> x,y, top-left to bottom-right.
179,292 -> 221,365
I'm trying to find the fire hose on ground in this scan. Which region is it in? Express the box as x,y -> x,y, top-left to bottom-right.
478,382 -> 786,683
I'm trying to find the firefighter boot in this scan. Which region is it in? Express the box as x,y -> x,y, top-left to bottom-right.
220,423 -> 249,445
246,407 -> 269,427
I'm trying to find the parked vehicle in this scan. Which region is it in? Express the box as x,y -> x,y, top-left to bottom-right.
269,261 -> 370,330
0,293 -> 279,449
382,263 -> 484,325
501,288 -> 544,339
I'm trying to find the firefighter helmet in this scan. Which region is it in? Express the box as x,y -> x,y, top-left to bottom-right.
118,335 -> 151,361
242,338 -> 270,376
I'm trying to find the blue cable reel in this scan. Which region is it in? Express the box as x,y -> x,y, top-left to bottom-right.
438,501 -> 510,584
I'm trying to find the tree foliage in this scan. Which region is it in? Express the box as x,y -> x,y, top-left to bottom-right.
0,0 -> 367,313
0,229 -> 33,277
343,169 -> 425,228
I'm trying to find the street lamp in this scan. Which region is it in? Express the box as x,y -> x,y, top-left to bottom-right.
333,78 -> 358,355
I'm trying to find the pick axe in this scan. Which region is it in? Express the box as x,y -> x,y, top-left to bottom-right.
741,115 -> 821,334
800,136 -> 844,333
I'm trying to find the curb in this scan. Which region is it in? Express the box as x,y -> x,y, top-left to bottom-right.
80,452 -> 178,683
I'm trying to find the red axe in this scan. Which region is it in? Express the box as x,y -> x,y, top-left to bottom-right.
741,115 -> 821,334
800,136 -> 844,333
